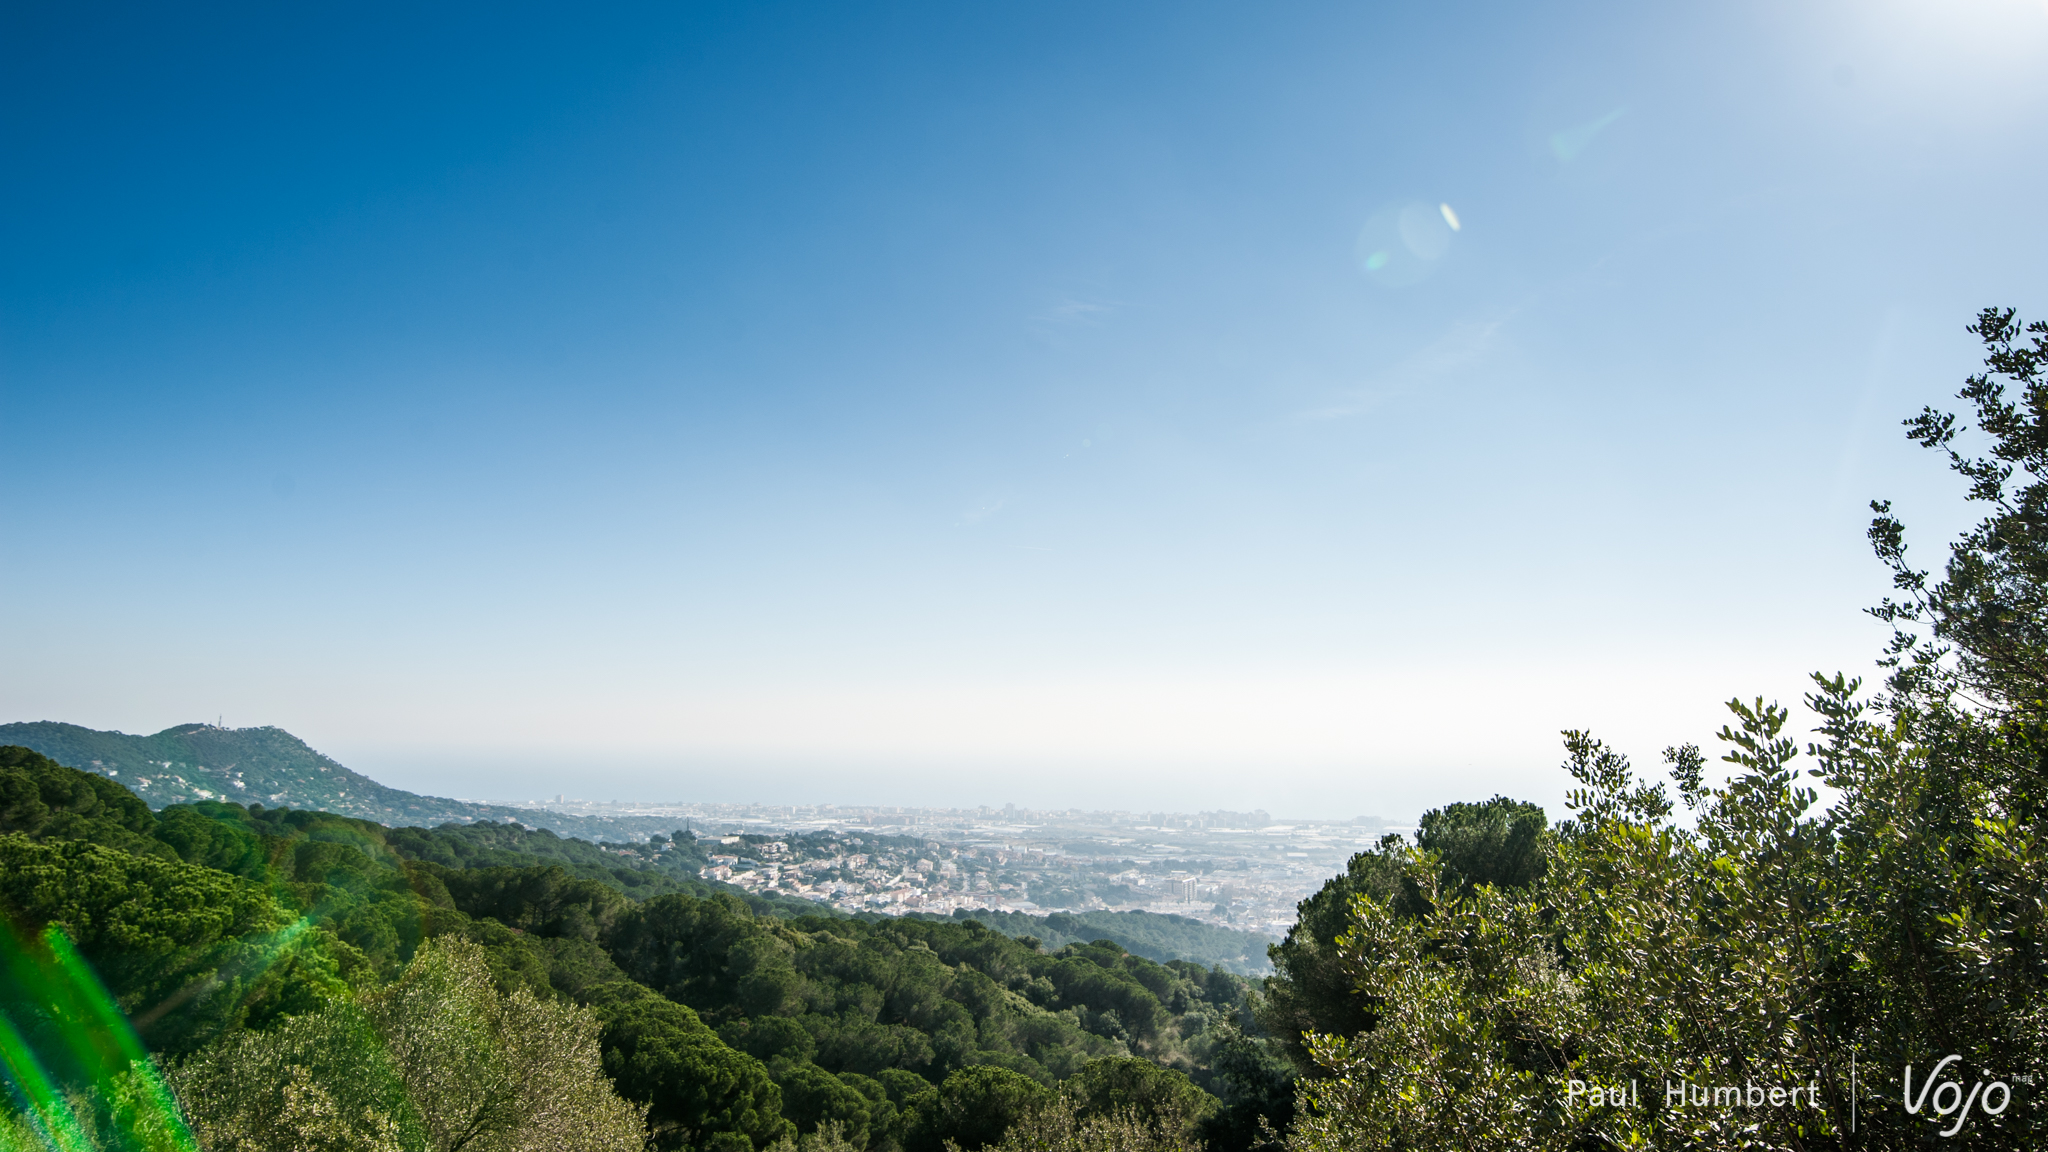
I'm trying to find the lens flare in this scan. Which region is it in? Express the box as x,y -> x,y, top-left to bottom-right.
1549,107 -> 1627,162
0,1010 -> 92,1152
1,923 -> 198,1152
1356,200 -> 1458,286
130,916 -> 315,1035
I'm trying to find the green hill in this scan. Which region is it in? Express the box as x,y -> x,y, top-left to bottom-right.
0,720 -> 676,841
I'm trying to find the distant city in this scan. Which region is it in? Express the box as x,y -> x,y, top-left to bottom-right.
478,798 -> 1413,939
0,721 -> 1412,940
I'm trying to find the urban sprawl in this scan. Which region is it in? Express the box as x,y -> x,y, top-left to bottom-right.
498,800 -> 1409,940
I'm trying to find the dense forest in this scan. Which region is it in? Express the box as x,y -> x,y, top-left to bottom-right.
0,746 -> 1294,1151
893,909 -> 1271,976
8,309 -> 2048,1150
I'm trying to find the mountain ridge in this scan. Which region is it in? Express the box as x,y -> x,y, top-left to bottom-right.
0,720 -> 679,841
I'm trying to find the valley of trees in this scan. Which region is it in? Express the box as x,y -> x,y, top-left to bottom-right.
5,308 -> 2047,1149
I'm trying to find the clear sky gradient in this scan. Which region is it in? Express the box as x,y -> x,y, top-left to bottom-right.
5,0 -> 2046,817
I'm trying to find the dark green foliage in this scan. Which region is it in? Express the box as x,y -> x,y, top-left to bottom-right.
1042,940 -> 1170,1043
0,832 -> 284,963
1259,798 -> 1549,1075
151,802 -> 272,878
766,1059 -> 872,1137
720,1016 -> 818,1063
1256,837 -> 1418,1072
834,1071 -> 909,1151
427,864 -> 633,940
0,833 -> 333,1054
1414,795 -> 1547,893
1196,1027 -> 1294,1152
603,891 -> 777,1013
874,1067 -> 939,1112
1062,1056 -> 1216,1128
1250,798 -> 1553,1133
913,908 -> 1274,975
595,990 -> 792,1151
386,820 -> 716,899
0,744 -> 166,860
906,1066 -> 1054,1152
603,894 -> 1248,1095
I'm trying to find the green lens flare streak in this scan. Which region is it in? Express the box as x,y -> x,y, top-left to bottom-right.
0,924 -> 198,1152
0,1010 -> 91,1152
129,915 -> 316,1035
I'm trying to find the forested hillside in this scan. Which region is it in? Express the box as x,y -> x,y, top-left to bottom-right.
902,909 -> 1272,976
0,744 -> 1295,1152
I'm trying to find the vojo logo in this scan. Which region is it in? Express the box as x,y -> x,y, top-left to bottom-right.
1903,1056 -> 2013,1138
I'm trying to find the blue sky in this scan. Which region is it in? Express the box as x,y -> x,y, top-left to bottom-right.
4,0 -> 2046,817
